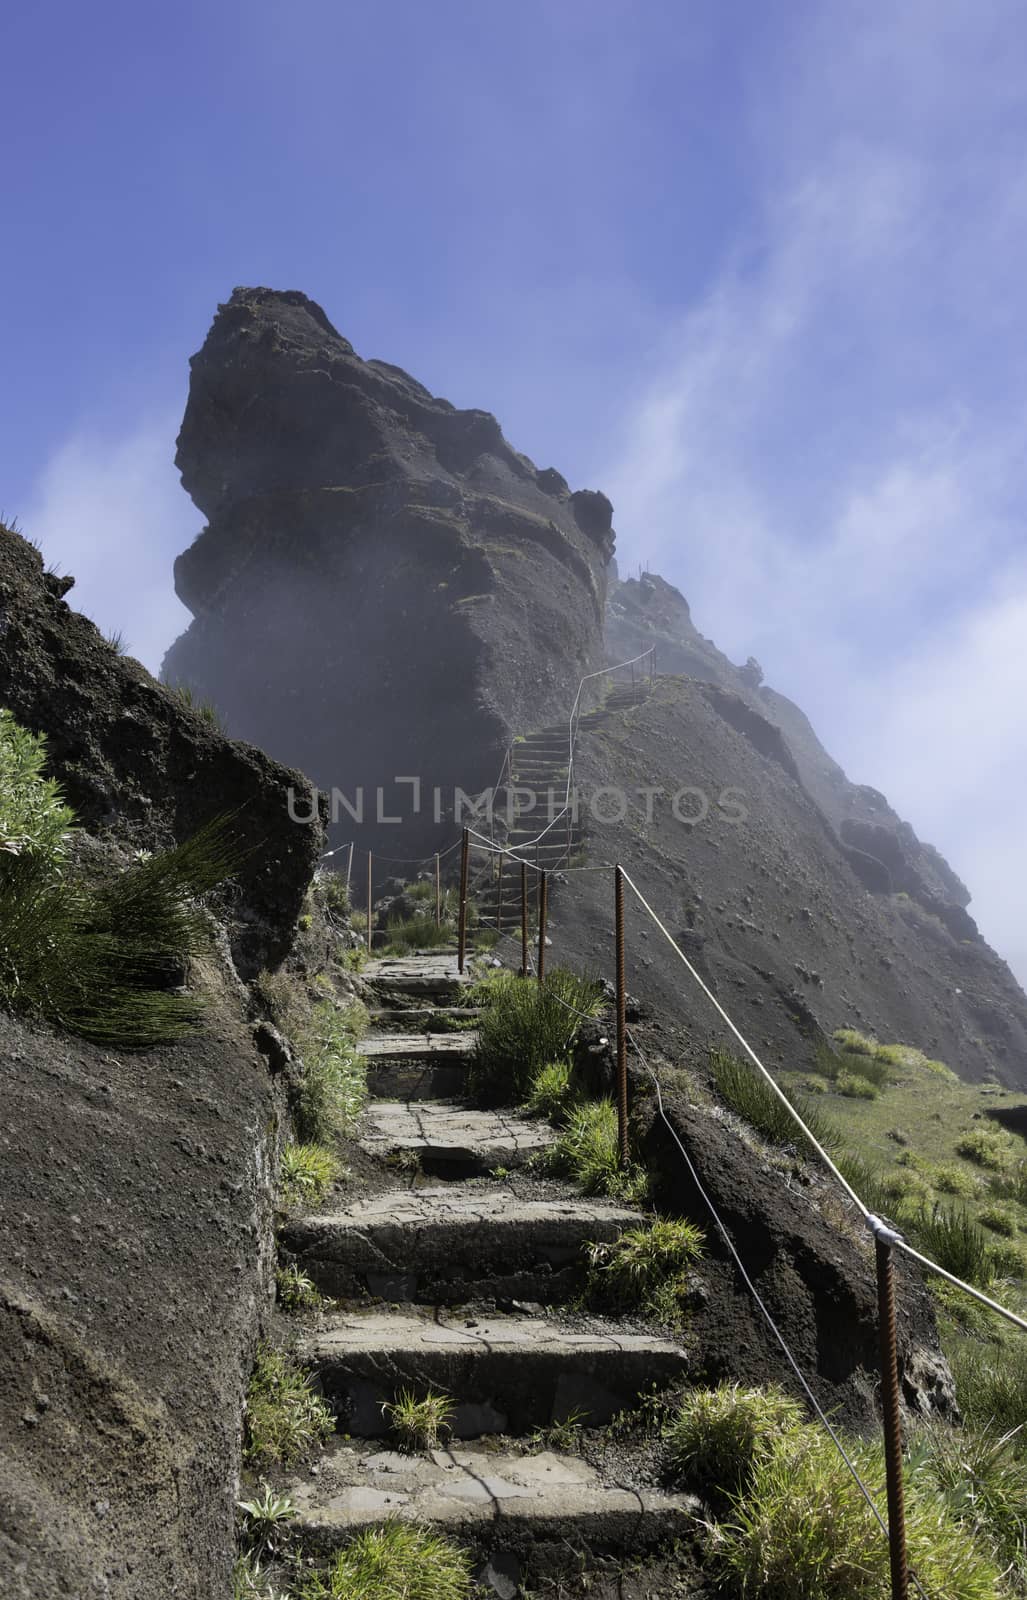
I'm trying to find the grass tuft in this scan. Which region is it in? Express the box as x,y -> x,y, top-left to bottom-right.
835,1070 -> 878,1100
302,1520 -> 473,1599
381,913 -> 453,954
275,1265 -> 323,1311
586,1218 -> 704,1324
293,998 -> 367,1143
243,1344 -> 333,1467
382,1388 -> 456,1453
469,967 -> 603,1105
956,1126 -> 1016,1172
539,1099 -> 648,1204
710,1050 -> 842,1158
279,1143 -> 341,1210
524,1059 -> 577,1119
664,1384 -> 805,1506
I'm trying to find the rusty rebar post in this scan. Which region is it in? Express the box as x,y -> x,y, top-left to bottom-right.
435,852 -> 441,928
537,869 -> 548,983
457,828 -> 470,974
366,851 -> 373,953
520,861 -> 529,978
496,855 -> 504,936
614,865 -> 630,1167
876,1234 -> 909,1600
346,841 -> 354,900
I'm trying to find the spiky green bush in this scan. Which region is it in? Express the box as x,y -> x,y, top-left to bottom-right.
951,1341 -> 1027,1457
302,1521 -> 473,1599
539,1099 -> 648,1205
836,1070 -> 878,1100
469,967 -> 603,1104
664,1384 -> 805,1506
586,1218 -> 704,1323
243,1344 -> 334,1467
908,1421 -> 1027,1582
0,708 -> 75,861
381,913 -> 452,953
0,802 -> 241,1046
382,1388 -> 456,1453
909,1206 -> 993,1288
957,1126 -> 1016,1173
278,1143 -> 340,1210
293,998 -> 367,1142
524,1059 -> 577,1119
710,1050 -> 841,1158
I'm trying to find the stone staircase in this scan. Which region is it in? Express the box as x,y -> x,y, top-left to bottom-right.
277,949 -> 697,1590
476,679 -> 654,923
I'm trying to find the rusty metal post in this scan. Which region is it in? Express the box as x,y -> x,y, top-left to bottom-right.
496,854 -> 504,935
876,1235 -> 909,1600
614,865 -> 630,1167
435,852 -> 441,928
457,828 -> 470,974
366,851 -> 373,953
520,861 -> 529,978
537,869 -> 548,983
346,841 -> 354,900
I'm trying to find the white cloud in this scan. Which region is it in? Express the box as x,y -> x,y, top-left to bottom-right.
23,420 -> 194,675
602,1 -> 1027,987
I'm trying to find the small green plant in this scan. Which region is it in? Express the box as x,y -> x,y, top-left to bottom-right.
252,968 -> 295,1025
302,1520 -> 473,1599
586,1219 -> 704,1323
952,1341 -> 1027,1454
986,1239 -> 1025,1280
835,1070 -> 878,1100
278,1143 -> 340,1210
978,1202 -> 1018,1237
957,1126 -> 1016,1172
382,1387 -> 456,1453
168,680 -> 227,732
832,1028 -> 876,1056
382,913 -> 453,954
907,1420 -> 1027,1586
710,1050 -> 841,1158
104,628 -> 129,655
524,1059 -> 576,1119
528,1407 -> 590,1453
931,1162 -> 983,1199
236,1481 -> 296,1559
293,998 -> 367,1142
469,967 -> 603,1104
243,1344 -> 334,1467
909,1205 -> 994,1288
0,708 -> 76,861
664,1384 -> 805,1506
539,1100 -> 648,1204
275,1265 -> 322,1311
988,1161 -> 1027,1208
473,925 -> 500,951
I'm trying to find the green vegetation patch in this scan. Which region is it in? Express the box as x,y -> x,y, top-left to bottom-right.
243,1344 -> 333,1468
279,1142 -> 341,1210
586,1218 -> 704,1324
381,1387 -> 456,1453
538,1099 -> 649,1205
711,1049 -> 841,1158
300,1521 -> 473,1600
293,998 -> 368,1143
468,967 -> 603,1104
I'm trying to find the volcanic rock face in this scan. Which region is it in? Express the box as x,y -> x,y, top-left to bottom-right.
165,288 -> 614,856
607,570 -> 974,938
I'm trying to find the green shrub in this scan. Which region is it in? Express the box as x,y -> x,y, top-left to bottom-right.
832,1028 -> 876,1057
539,1100 -> 648,1204
957,1126 -> 1016,1172
524,1059 -> 577,1119
303,1521 -> 473,1599
909,1206 -> 993,1288
835,1070 -> 878,1100
382,1388 -> 456,1453
279,1143 -> 341,1210
586,1219 -> 704,1323
469,968 -> 603,1104
168,681 -> 227,731
988,1161 -> 1027,1209
710,1051 -> 841,1158
243,1344 -> 334,1467
664,1384 -> 805,1506
932,1163 -> 983,1199
293,998 -> 367,1142
381,913 -> 452,953
713,1427 -> 1003,1599
251,968 -> 295,1025
0,708 -> 75,862
0,807 -> 241,1046
951,1341 -> 1027,1454
275,1265 -> 322,1311
978,1203 -> 1018,1238
985,1240 -> 1025,1281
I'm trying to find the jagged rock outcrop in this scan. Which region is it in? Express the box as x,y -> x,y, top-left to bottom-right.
164,288 -> 614,857
606,569 -> 975,938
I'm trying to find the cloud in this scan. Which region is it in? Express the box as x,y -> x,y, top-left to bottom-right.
23,419 -> 194,675
602,1 -> 1027,986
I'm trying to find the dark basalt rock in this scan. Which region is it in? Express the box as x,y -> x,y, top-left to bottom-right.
164,287 -> 614,858
0,526 -> 323,976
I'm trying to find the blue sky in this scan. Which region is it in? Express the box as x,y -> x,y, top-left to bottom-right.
3,0 -> 1027,988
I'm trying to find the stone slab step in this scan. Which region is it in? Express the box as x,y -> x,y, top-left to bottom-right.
358,1101 -> 555,1173
366,1006 -> 482,1029
300,1310 -> 688,1436
281,1189 -> 643,1303
358,1032 -> 477,1100
286,1437 -> 699,1556
364,955 -> 470,1002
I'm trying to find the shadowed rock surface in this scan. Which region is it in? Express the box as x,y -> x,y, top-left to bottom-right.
164,287 -> 614,857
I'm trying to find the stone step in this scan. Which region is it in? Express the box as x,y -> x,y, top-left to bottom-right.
366,1006 -> 483,1030
358,1101 -> 555,1174
281,1190 -> 643,1303
358,1032 -> 477,1099
285,1437 -> 699,1562
364,954 -> 470,1002
300,1310 -> 689,1436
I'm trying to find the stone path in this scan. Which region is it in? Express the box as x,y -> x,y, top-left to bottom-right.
279,948 -> 696,1590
